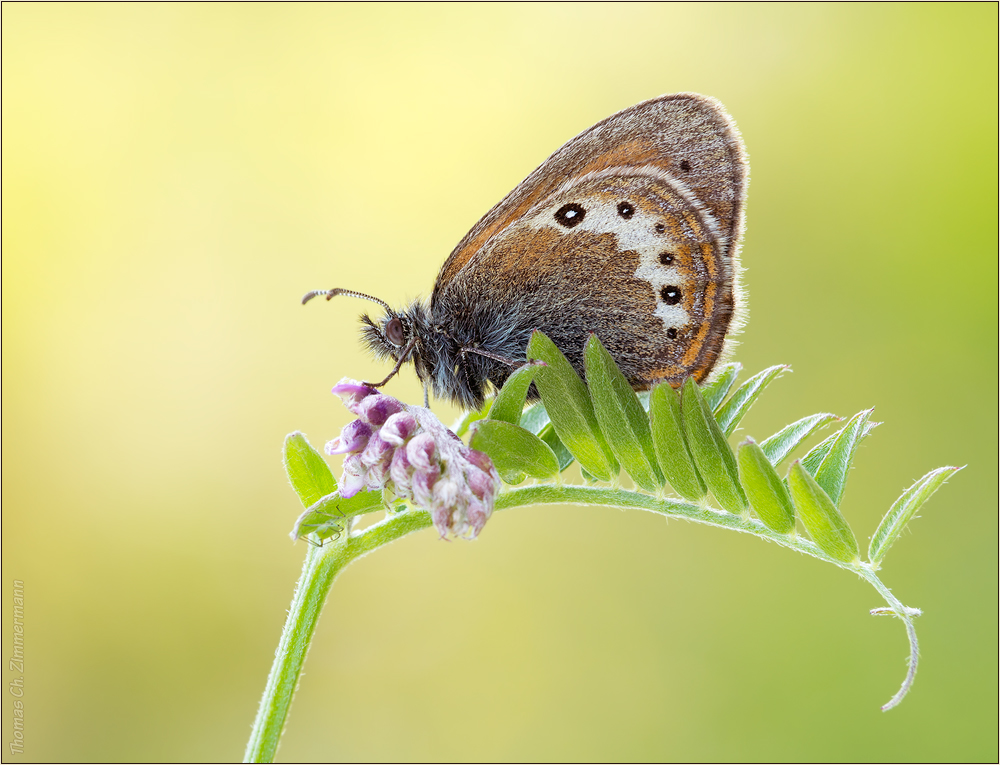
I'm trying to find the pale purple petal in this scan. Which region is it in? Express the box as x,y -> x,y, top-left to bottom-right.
465,498 -> 489,537
328,419 -> 372,455
431,505 -> 455,538
357,394 -> 404,427
360,432 -> 393,468
365,459 -> 391,490
332,379 -> 377,411
406,433 -> 437,470
380,412 -> 418,446
342,452 -> 364,476
465,448 -> 495,474
412,465 -> 440,507
432,475 -> 460,513
465,465 -> 497,501
389,448 -> 413,492
339,470 -> 366,499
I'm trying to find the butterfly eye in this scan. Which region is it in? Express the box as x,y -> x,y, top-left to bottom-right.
554,203 -> 585,228
660,286 -> 682,305
385,317 -> 405,346
617,202 -> 635,219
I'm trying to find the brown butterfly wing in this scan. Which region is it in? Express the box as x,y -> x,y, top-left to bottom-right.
432,170 -> 736,388
433,92 -> 747,304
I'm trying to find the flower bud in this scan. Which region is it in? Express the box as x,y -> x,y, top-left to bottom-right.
329,380 -> 501,538
326,419 -> 372,455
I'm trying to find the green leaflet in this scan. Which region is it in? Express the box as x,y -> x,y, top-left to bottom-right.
737,438 -> 795,534
539,426 -> 575,472
788,461 -> 859,563
518,402 -> 576,472
470,419 -> 560,482
715,365 -> 789,436
648,382 -> 706,502
801,413 -> 878,478
519,401 -> 549,433
488,362 -> 543,426
759,413 -> 839,466
868,466 -> 962,567
584,335 -> 663,492
807,409 -> 876,506
527,330 -> 618,481
681,377 -> 747,514
701,362 -> 742,411
284,432 -> 337,508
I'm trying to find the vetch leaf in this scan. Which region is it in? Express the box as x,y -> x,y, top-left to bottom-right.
811,409 -> 876,506
681,377 -> 747,514
649,382 -> 706,502
801,413 -> 879,481
868,466 -> 963,567
760,413 -> 839,466
715,365 -> 789,436
284,432 -> 337,508
527,330 -> 618,481
701,362 -> 742,411
584,334 -> 664,492
488,362 -> 543,426
470,419 -> 560,482
737,438 -> 795,534
789,461 -> 859,563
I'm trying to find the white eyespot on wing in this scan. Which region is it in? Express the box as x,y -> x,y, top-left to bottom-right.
528,196 -> 691,331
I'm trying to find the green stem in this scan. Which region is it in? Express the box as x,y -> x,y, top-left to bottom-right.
498,485 -> 851,567
244,510 -> 432,763
247,483 -> 920,760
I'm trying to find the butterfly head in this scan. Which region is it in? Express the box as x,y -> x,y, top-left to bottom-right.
304,287 -> 439,394
358,301 -> 428,367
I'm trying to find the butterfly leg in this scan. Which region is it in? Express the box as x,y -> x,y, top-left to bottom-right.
363,336 -> 418,389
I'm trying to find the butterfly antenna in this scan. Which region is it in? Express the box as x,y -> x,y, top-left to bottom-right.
301,288 -> 392,314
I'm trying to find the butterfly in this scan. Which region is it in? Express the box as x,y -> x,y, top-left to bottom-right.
305,92 -> 748,411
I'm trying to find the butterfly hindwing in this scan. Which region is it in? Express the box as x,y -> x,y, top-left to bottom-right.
432,169 -> 733,389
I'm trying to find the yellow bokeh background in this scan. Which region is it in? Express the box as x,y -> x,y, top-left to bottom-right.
3,4 -> 996,761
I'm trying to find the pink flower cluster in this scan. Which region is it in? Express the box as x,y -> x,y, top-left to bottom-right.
325,379 -> 501,538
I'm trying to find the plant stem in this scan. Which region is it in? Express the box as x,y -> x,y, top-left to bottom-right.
247,483 -> 920,760
244,510 -> 432,763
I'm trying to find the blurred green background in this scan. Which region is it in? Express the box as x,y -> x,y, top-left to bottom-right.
3,4 -> 996,762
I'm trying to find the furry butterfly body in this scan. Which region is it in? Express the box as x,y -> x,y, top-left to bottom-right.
308,93 -> 748,410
